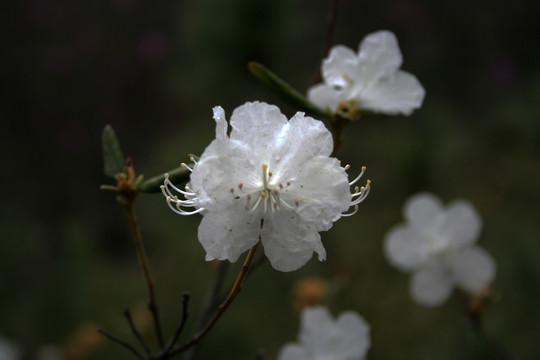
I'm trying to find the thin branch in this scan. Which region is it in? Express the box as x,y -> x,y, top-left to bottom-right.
161,293 -> 191,355
124,308 -> 152,356
124,201 -> 165,348
182,261 -> 230,360
312,0 -> 340,85
168,241 -> 261,356
97,327 -> 145,360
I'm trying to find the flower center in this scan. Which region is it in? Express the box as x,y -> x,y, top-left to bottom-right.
232,164 -> 297,214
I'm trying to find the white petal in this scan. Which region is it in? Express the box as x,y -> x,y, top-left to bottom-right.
197,201 -> 261,263
448,246 -> 496,293
189,142 -> 252,211
440,200 -> 482,250
359,70 -> 425,115
270,111 -> 333,172
277,344 -> 310,360
404,192 -> 444,230
228,101 -> 288,162
357,30 -> 403,87
212,106 -> 228,139
298,307 -> 335,354
261,210 -> 326,272
322,45 -> 360,87
307,83 -> 347,112
410,263 -> 453,307
384,225 -> 431,270
283,156 -> 351,232
336,312 -> 371,358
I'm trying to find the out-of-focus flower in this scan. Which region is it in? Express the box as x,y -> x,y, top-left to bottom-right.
0,336 -> 20,360
384,193 -> 496,306
162,101 -> 370,272
292,277 -> 329,309
278,306 -> 370,360
308,30 -> 425,116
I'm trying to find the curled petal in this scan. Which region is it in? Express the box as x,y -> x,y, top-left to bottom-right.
307,83 -> 346,112
322,45 -> 359,87
357,30 -> 403,86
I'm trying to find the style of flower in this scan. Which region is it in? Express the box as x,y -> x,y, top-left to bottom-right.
278,306 -> 370,360
161,102 -> 370,272
308,30 -> 425,116
384,193 -> 496,307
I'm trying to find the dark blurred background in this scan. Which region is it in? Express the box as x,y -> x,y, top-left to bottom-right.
2,0 -> 540,359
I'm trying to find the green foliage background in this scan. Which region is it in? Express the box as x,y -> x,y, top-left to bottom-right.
2,0 -> 539,359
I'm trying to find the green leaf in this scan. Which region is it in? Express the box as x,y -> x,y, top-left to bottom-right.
102,124 -> 125,178
139,166 -> 191,193
248,61 -> 330,119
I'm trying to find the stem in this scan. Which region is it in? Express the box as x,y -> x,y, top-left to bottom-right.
124,200 -> 165,348
183,262 -> 230,360
312,0 -> 340,85
124,308 -> 151,356
468,307 -> 515,360
330,114 -> 349,156
168,241 -> 261,356
97,328 -> 145,360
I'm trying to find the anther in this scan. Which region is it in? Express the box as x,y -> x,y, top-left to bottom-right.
238,183 -> 243,190
230,188 -> 234,193
295,200 -> 299,206
342,205 -> 359,217
279,183 -> 283,189
344,164 -> 350,170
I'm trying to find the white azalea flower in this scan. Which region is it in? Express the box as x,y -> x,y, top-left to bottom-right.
278,306 -> 370,360
384,193 -> 496,306
308,30 -> 425,116
161,102 -> 370,272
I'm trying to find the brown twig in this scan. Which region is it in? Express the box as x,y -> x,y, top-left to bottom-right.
167,241 -> 261,356
312,0 -> 340,85
124,200 -> 165,348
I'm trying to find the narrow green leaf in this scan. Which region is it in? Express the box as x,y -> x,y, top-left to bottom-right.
248,62 -> 330,119
139,166 -> 191,194
102,124 -> 125,178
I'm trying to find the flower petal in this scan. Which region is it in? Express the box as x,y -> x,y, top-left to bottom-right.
322,45 -> 359,88
283,156 -> 351,231
228,101 -> 288,162
441,200 -> 482,249
212,106 -> 228,139
277,344 -> 310,360
270,111 -> 334,173
404,192 -> 444,230
410,263 -> 453,306
197,201 -> 261,263
307,83 -> 347,112
261,210 -> 326,272
298,307 -> 335,354
384,225 -> 431,270
359,70 -> 425,115
336,311 -> 371,358
447,246 -> 496,293
357,30 -> 403,87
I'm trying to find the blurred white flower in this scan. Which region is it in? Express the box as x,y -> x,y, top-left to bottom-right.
384,192 -> 496,306
162,102 -> 370,272
278,306 -> 370,360
308,30 -> 425,116
0,336 -> 20,360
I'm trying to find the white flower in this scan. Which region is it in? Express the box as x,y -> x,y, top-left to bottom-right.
308,30 -> 425,116
384,193 -> 496,306
161,102 -> 370,272
278,306 -> 370,360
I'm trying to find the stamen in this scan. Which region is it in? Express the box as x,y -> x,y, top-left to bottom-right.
342,205 -> 359,217
238,183 -> 243,190
261,164 -> 269,189
181,162 -> 194,172
349,166 -> 367,185
344,164 -> 350,171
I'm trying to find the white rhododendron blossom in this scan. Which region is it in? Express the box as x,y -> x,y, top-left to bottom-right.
384,193 -> 496,306
308,30 -> 425,116
278,306 -> 370,360
161,102 -> 370,272
0,337 -> 20,360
